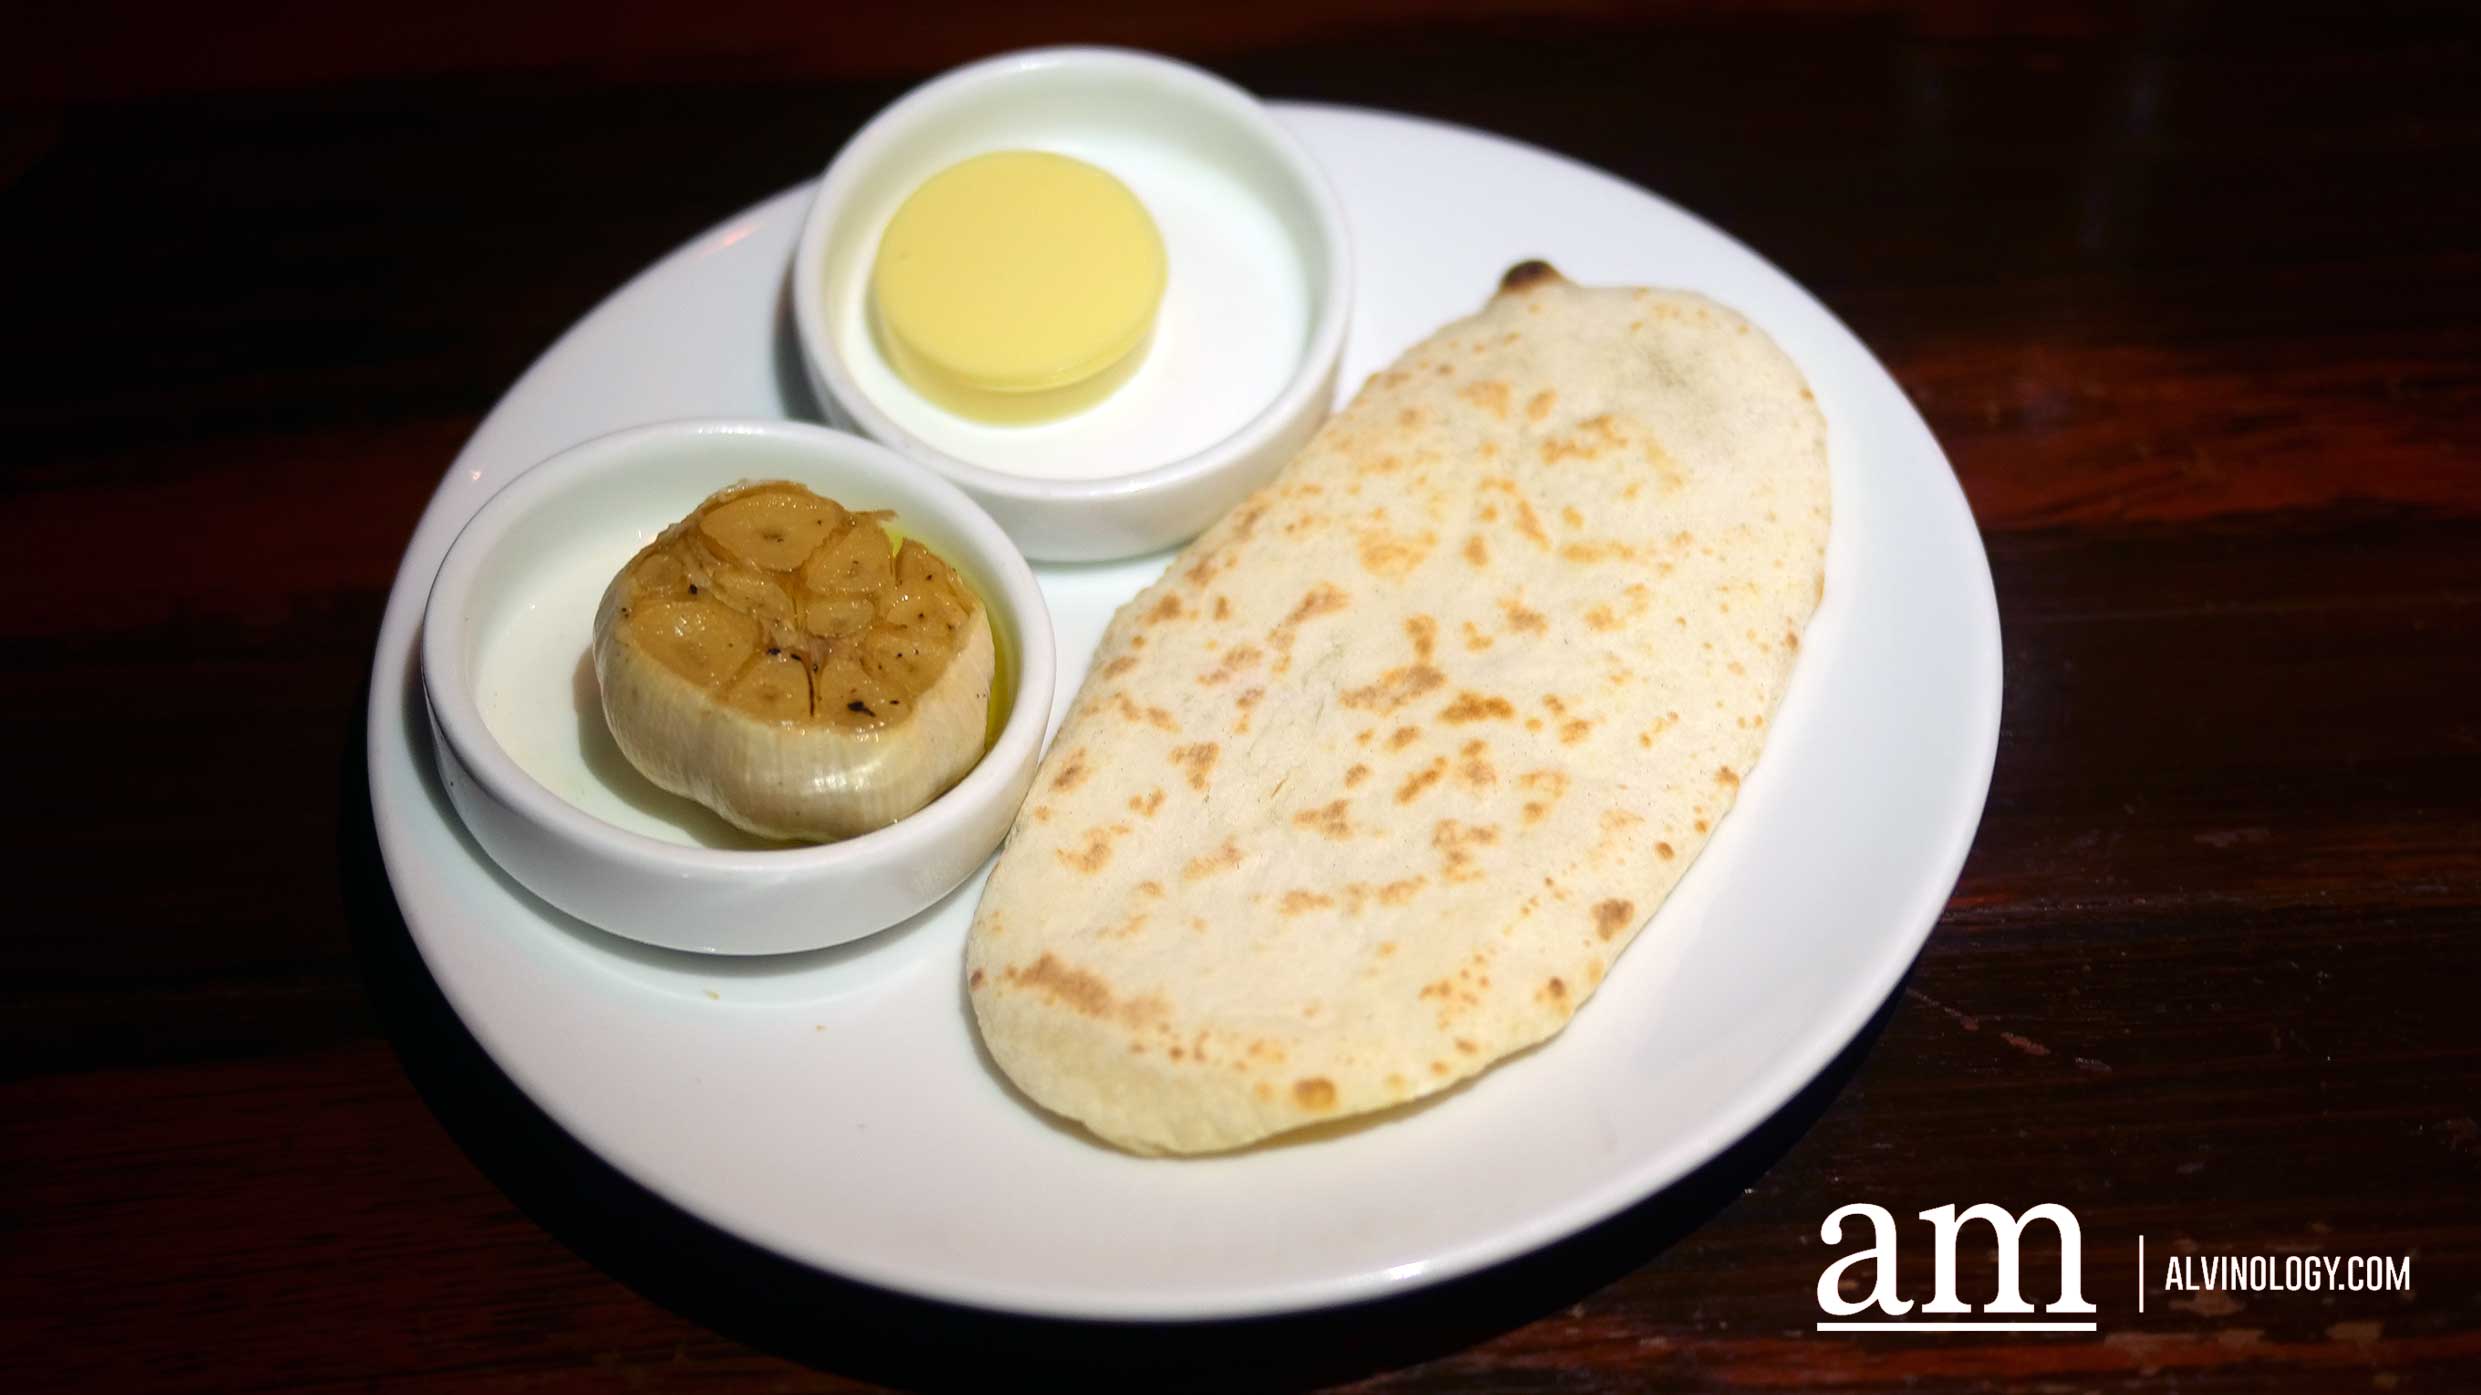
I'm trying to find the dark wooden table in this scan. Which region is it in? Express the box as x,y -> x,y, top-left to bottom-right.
7,2 -> 2477,1390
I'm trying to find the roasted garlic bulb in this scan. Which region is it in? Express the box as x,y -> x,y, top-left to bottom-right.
592,481 -> 994,841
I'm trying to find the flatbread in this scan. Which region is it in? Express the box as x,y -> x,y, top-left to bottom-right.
966,263 -> 1830,1154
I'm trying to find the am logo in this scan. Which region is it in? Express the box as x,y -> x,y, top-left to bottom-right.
1816,1203 -> 2100,1333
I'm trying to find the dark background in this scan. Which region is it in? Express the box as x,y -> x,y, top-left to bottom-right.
5,1 -> 2477,1390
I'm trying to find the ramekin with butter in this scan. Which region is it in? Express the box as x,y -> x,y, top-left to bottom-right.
794,47 -> 1352,563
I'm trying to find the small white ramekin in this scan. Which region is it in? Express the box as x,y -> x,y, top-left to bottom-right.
420,419 -> 1055,955
792,47 -> 1352,562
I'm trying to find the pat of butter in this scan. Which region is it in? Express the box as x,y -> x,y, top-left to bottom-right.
870,150 -> 1167,424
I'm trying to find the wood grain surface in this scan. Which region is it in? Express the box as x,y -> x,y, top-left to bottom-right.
5,2 -> 2477,1390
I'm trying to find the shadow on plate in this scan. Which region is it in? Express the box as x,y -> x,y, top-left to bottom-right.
774,268 -> 826,422
345,676 -> 1896,1391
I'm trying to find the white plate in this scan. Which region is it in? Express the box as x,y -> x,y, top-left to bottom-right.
366,104 -> 2000,1320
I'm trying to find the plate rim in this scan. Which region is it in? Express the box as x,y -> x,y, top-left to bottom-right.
365,100 -> 2002,1320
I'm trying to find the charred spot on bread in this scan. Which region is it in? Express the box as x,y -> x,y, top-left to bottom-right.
1499,259 -> 1562,293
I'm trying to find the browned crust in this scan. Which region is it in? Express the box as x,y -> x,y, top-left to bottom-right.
1498,259 -> 1564,293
